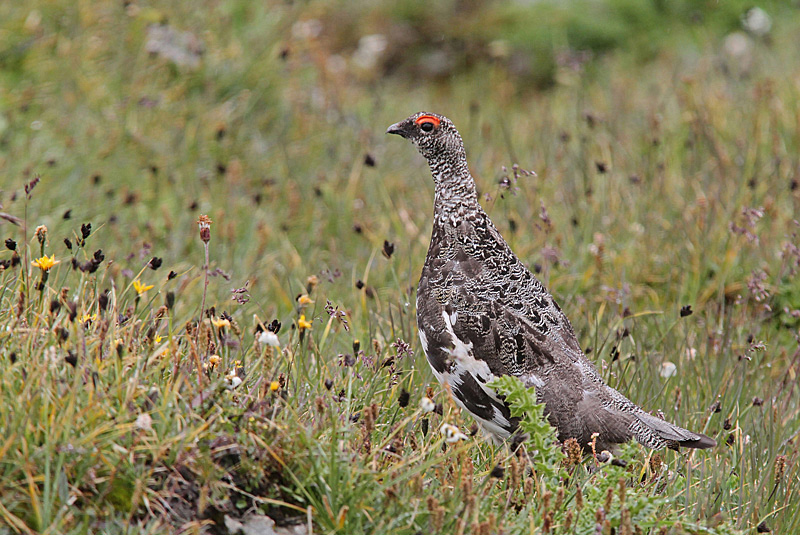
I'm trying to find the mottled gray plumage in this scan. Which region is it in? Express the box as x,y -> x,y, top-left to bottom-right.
387,112 -> 716,452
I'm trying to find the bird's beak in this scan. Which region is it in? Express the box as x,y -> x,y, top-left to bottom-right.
386,121 -> 407,137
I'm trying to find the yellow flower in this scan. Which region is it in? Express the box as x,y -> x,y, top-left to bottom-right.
209,355 -> 221,368
133,279 -> 154,295
81,313 -> 97,323
31,254 -> 59,272
211,317 -> 231,329
297,315 -> 312,331
297,294 -> 314,306
154,335 -> 163,344
270,381 -> 280,392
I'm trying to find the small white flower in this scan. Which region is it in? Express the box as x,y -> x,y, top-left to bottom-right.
742,7 -> 771,37
685,347 -> 698,360
440,423 -> 468,443
258,330 -> 280,347
135,413 -> 153,431
660,361 -> 677,378
225,368 -> 242,388
420,397 -> 436,413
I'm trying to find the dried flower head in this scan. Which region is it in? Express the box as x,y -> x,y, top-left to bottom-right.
197,214 -> 212,243
34,225 -> 48,247
306,274 -> 319,292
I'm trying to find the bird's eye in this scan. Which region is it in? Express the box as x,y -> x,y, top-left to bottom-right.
420,121 -> 435,133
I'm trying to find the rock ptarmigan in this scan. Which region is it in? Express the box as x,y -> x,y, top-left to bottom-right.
387,111 -> 716,452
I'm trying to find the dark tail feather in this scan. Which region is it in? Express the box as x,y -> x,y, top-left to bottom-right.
634,412 -> 717,450
679,433 -> 717,449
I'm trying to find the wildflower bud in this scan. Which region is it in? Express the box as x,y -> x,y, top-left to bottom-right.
5,239 -> 16,251
197,215 -> 212,243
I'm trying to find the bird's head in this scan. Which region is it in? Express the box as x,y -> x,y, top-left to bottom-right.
386,112 -> 465,163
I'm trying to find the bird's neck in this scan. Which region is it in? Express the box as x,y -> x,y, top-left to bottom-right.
429,156 -> 480,224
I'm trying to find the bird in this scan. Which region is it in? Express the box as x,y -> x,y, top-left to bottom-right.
387,111 -> 716,452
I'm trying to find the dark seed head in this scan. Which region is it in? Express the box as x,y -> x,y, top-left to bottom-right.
382,240 -> 395,259
398,388 -> 410,408
490,465 -> 505,478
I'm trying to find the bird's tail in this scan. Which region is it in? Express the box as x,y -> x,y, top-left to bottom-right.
633,411 -> 716,450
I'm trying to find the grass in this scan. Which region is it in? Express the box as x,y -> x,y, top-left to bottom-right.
1,1 -> 799,533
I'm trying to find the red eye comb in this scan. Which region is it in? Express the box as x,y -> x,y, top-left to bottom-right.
414,115 -> 441,128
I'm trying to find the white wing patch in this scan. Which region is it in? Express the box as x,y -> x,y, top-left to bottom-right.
418,329 -> 429,354
438,310 -> 513,441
